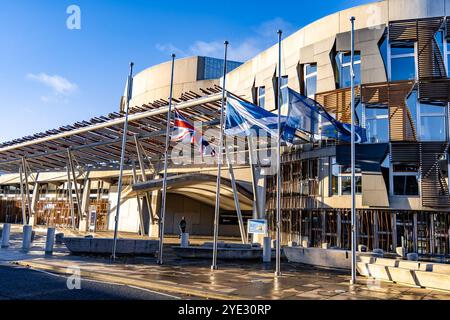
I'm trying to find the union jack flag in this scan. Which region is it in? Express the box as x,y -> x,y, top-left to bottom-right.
171,109 -> 216,157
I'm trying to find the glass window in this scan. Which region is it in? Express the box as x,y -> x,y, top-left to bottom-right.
258,86 -> 266,109
379,34 -> 388,75
365,105 -> 389,143
336,52 -> 361,89
304,63 -> 317,99
341,176 -> 362,195
278,76 -> 289,109
203,57 -> 242,80
447,41 -> 450,77
393,176 -> 419,196
390,42 -> 416,81
406,90 -> 418,132
419,103 -> 447,141
392,163 -> 419,196
330,157 -> 362,196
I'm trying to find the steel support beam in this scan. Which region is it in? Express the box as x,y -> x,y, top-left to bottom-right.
134,135 -> 155,226
66,166 -> 76,230
67,148 -> 82,221
132,162 -> 146,236
247,137 -> 261,218
18,165 -> 27,225
225,144 -> 247,244
21,158 -> 33,225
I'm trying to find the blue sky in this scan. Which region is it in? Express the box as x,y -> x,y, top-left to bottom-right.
0,0 -> 374,142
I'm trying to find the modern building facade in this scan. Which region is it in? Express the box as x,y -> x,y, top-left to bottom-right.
1,0 -> 450,259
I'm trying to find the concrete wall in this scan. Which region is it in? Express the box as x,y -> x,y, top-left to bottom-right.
225,0 -> 449,111
108,189 -> 141,233
125,56 -> 219,110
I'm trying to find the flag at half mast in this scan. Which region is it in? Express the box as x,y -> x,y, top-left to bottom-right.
171,108 -> 216,157
225,89 -> 367,144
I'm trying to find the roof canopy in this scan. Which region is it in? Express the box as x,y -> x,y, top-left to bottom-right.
0,87 -> 224,174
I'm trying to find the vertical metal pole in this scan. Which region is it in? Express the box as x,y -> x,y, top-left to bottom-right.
212,41 -> 229,270
350,16 -> 357,285
275,30 -> 283,277
21,158 -> 32,223
225,145 -> 247,244
112,62 -> 134,261
66,166 -> 76,230
158,54 -> 176,265
19,165 -> 27,225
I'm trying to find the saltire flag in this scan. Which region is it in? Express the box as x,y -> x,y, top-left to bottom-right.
284,89 -> 367,143
225,95 -> 296,142
171,109 -> 216,157
225,89 -> 367,144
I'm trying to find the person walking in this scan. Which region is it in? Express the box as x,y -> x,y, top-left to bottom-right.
179,217 -> 187,237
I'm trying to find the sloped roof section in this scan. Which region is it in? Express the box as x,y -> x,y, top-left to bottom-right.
0,87 -> 224,173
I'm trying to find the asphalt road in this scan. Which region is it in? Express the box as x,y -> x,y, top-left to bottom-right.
0,264 -> 184,300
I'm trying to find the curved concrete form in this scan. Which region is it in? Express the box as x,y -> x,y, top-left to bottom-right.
133,173 -> 254,211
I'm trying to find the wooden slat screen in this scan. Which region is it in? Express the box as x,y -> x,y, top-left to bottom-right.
315,87 -> 361,124
390,18 -> 449,102
420,142 -> 450,208
361,81 -> 415,142
390,142 -> 420,163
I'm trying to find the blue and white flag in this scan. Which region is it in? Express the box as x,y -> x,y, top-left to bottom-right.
284,89 -> 367,143
225,95 -> 296,142
225,90 -> 366,144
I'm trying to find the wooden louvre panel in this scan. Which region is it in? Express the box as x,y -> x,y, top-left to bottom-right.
361,81 -> 415,142
315,87 -> 360,124
417,18 -> 446,80
390,18 -> 448,102
389,20 -> 418,41
390,142 -> 420,164
361,82 -> 389,105
419,79 -> 450,102
388,81 -> 416,141
420,142 -> 450,208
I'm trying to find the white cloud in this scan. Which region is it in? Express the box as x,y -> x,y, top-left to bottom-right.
26,73 -> 78,95
156,17 -> 294,62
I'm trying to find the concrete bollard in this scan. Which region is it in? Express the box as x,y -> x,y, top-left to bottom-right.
180,233 -> 190,248
263,237 -> 271,263
22,225 -> 33,252
45,227 -> 56,255
1,224 -> 11,248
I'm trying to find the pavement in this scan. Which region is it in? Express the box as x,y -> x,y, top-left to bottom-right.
2,225 -> 450,300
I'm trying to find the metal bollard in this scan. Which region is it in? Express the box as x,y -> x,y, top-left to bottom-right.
1,224 -> 11,248
263,236 -> 271,263
22,225 -> 33,252
180,233 -> 190,248
45,227 -> 56,255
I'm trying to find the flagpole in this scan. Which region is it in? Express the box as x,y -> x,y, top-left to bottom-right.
112,62 -> 134,261
275,29 -> 282,277
211,40 -> 229,270
158,53 -> 176,265
350,16 -> 357,285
